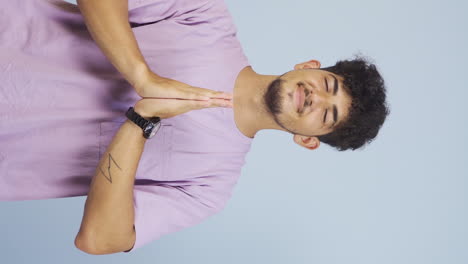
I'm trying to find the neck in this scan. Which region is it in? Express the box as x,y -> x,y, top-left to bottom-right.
232,66 -> 287,138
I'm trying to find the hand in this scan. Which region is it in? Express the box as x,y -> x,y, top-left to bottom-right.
134,97 -> 233,119
134,71 -> 233,101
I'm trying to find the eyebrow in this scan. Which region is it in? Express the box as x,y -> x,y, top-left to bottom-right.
322,108 -> 337,130
324,74 -> 339,129
323,105 -> 338,127
332,75 -> 339,128
332,105 -> 337,127
331,74 -> 338,95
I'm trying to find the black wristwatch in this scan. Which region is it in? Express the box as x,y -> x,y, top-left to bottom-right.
125,107 -> 161,139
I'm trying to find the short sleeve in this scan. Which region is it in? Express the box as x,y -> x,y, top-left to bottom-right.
123,180 -> 233,252
128,0 -> 211,25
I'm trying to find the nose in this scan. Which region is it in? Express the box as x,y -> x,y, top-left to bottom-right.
309,88 -> 330,107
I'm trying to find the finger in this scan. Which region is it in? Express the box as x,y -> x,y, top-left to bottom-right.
191,87 -> 233,100
184,99 -> 212,110
203,98 -> 233,109
163,87 -> 209,101
209,90 -> 233,100
183,98 -> 229,110
184,90 -> 211,101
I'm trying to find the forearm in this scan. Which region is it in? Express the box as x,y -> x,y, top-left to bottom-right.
75,119 -> 145,254
76,0 -> 150,89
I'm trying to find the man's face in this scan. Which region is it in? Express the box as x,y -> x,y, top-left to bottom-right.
264,68 -> 352,137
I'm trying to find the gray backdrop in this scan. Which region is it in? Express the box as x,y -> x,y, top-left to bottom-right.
1,0 -> 466,263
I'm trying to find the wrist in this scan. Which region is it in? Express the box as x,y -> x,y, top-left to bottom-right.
129,63 -> 151,93
133,103 -> 152,119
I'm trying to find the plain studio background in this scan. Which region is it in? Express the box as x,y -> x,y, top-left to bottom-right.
1,0 -> 466,263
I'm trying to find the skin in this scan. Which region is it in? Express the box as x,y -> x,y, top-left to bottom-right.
232,59 -> 352,150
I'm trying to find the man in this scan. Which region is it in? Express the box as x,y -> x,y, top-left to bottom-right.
0,0 -> 389,255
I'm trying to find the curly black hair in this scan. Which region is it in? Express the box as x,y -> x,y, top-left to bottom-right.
318,56 -> 390,151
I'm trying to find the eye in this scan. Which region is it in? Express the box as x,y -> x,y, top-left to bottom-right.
323,108 -> 328,123
325,78 -> 329,92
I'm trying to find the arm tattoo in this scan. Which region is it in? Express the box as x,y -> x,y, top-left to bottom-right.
98,153 -> 122,183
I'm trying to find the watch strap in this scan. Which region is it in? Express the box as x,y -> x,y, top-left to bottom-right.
126,107 -> 150,130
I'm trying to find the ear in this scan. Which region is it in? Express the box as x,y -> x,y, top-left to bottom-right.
293,134 -> 320,150
294,59 -> 321,70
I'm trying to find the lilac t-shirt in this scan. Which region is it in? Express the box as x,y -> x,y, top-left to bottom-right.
0,0 -> 253,251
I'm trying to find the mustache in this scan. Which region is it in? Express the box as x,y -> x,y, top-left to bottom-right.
298,82 -> 312,110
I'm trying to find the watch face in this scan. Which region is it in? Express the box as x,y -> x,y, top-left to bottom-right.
143,123 -> 154,134
147,122 -> 161,139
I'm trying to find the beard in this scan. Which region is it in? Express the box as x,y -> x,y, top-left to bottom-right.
263,77 -> 294,132
264,78 -> 284,115
263,77 -> 306,136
